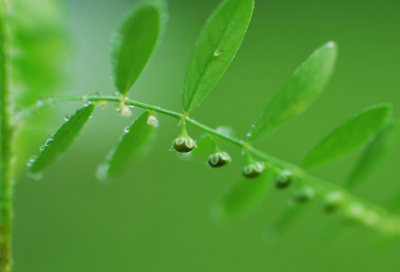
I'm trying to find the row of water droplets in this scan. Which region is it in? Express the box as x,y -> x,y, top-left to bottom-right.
26,101 -> 96,179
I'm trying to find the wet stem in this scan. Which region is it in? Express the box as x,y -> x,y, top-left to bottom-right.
26,94 -> 400,236
0,0 -> 14,271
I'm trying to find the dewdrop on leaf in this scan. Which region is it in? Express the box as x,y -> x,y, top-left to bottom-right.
97,100 -> 107,109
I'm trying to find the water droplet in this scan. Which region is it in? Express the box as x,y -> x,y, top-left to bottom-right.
64,115 -> 70,121
169,147 -> 173,151
147,116 -> 159,127
89,115 -> 93,119
246,133 -> 251,137
44,140 -> 51,147
26,171 -> 43,180
26,162 -> 32,167
47,97 -> 55,104
214,49 -> 224,57
48,134 -> 55,140
114,91 -> 122,97
120,105 -> 132,117
29,155 -> 37,162
96,164 -> 109,181
36,99 -> 44,107
40,145 -> 45,151
124,126 -> 130,133
129,105 -> 135,108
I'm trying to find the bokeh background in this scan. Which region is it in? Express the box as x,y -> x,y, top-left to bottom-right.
13,0 -> 400,271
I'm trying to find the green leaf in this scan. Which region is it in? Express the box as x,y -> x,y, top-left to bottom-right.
345,120 -> 399,189
182,0 -> 254,113
98,112 -> 157,179
29,104 -> 95,174
214,171 -> 272,217
249,42 -> 337,142
301,104 -> 393,170
191,134 -> 214,157
111,0 -> 167,95
192,126 -> 234,157
268,204 -> 311,239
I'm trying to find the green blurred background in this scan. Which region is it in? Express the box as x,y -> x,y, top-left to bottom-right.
13,0 -> 400,271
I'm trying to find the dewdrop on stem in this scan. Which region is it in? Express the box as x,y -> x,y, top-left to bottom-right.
116,96 -> 132,117
121,105 -> 132,117
147,115 -> 159,127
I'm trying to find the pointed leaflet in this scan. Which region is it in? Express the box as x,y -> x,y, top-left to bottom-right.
301,104 -> 393,170
111,0 -> 167,95
249,42 -> 337,142
345,120 -> 399,189
215,171 -> 272,217
182,0 -> 254,113
99,112 -> 157,179
29,104 -> 95,174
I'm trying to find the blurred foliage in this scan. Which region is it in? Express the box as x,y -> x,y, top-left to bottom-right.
9,0 -> 71,173
11,0 -> 400,272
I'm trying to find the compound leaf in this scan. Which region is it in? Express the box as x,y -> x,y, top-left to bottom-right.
111,0 -> 167,95
249,42 -> 337,142
29,104 -> 95,174
345,120 -> 399,189
98,112 -> 157,179
302,104 -> 393,170
214,171 -> 272,218
182,0 -> 254,113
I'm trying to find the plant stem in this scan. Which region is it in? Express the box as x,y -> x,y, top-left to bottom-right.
0,1 -> 13,271
28,94 -> 400,236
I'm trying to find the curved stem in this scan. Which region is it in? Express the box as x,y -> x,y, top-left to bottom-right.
26,94 -> 400,236
0,1 -> 13,271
